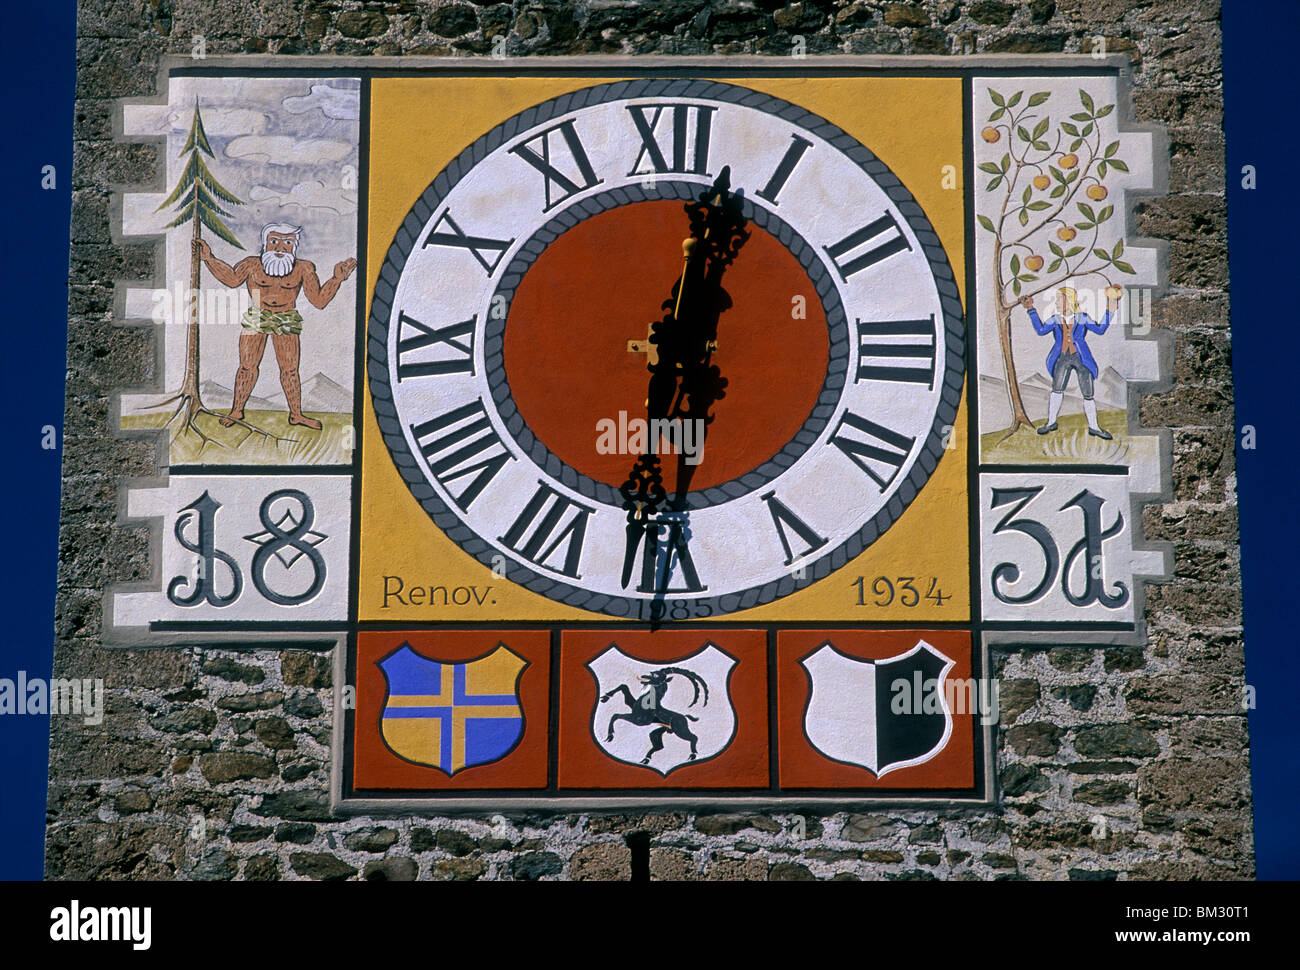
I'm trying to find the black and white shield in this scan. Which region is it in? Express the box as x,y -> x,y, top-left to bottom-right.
801,639 -> 955,776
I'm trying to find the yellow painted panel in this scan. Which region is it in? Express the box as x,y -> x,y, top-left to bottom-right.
360,76 -> 968,623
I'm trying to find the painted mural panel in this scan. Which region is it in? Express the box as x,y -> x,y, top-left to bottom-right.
105,62 -> 1169,807
118,77 -> 360,465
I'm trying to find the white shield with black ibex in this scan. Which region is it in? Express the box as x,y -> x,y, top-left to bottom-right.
588,642 -> 737,775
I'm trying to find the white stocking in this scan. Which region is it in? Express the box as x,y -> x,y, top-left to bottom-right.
1082,397 -> 1100,431
1047,391 -> 1064,424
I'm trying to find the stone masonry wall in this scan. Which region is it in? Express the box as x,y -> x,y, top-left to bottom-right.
49,0 -> 1247,880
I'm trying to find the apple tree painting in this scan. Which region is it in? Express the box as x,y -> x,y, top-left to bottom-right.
976,87 -> 1136,440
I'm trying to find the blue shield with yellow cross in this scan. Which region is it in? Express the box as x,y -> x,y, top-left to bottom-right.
378,643 -> 527,774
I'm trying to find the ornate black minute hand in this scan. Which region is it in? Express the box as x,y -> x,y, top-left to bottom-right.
620,168 -> 749,592
648,172 -> 743,405
656,166 -> 749,497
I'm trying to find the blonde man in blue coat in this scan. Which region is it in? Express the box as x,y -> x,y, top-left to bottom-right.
1019,286 -> 1122,440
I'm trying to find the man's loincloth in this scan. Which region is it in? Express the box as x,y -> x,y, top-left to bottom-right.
241,307 -> 303,336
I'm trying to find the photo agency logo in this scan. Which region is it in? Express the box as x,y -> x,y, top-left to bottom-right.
49,901 -> 151,951
595,411 -> 707,465
0,672 -> 104,725
150,280 -> 253,328
891,673 -> 1001,726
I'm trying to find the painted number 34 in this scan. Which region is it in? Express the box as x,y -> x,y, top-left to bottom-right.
989,485 -> 1129,608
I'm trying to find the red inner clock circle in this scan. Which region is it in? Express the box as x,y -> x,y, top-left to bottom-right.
503,199 -> 830,496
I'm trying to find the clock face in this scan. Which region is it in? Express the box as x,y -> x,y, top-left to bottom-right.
369,79 -> 964,619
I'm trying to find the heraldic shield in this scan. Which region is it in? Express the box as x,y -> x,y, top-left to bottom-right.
588,642 -> 737,776
801,640 -> 956,776
378,643 -> 527,774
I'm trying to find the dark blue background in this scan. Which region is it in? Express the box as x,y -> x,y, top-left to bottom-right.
0,2 -> 75,879
0,2 -> 1294,880
1225,0 -> 1300,880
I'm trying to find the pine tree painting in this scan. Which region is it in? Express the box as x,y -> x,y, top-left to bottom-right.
149,100 -> 278,448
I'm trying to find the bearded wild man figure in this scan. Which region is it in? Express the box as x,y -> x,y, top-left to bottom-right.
194,222 -> 356,430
